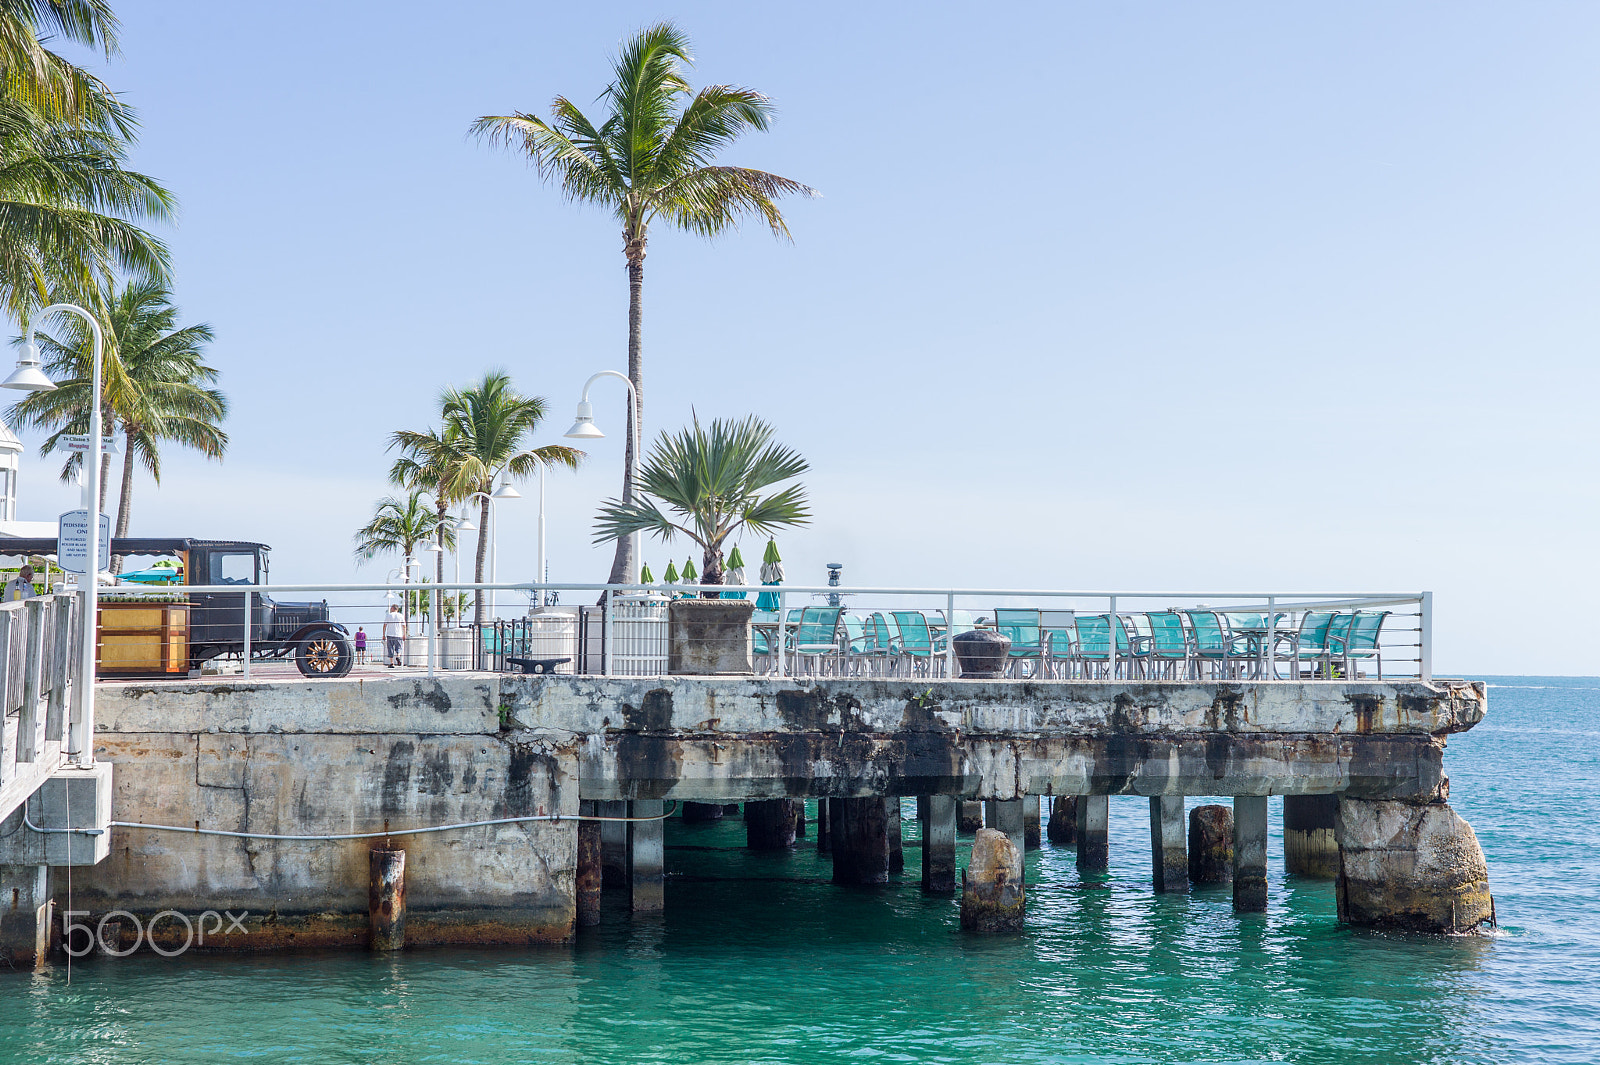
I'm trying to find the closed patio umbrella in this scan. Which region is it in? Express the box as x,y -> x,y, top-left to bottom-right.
757,539 -> 783,612
640,562 -> 654,585
663,561 -> 679,591
724,545 -> 747,599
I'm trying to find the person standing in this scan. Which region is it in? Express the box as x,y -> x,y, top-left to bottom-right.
383,605 -> 407,667
3,564 -> 41,602
354,626 -> 367,665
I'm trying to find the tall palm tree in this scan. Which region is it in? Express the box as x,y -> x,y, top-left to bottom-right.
472,21 -> 813,586
353,489 -> 454,567
387,423 -> 465,593
6,280 -> 226,561
419,371 -> 582,626
593,414 -> 809,591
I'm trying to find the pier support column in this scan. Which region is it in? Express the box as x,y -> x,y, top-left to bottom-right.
368,848 -> 406,951
888,798 -> 904,873
0,863 -> 50,970
1076,795 -> 1109,871
1334,797 -> 1494,933
1024,795 -> 1042,849
816,798 -> 831,853
958,801 -> 984,833
1048,796 -> 1078,845
576,800 -> 601,927
1149,796 -> 1188,893
831,797 -> 890,885
961,829 -> 1025,933
795,800 -> 807,839
746,799 -> 798,850
1189,805 -> 1233,883
1283,795 -> 1339,878
921,796 -> 957,894
627,800 -> 665,914
1232,796 -> 1268,912
985,799 -> 1026,858
681,801 -> 724,823
600,800 -> 628,889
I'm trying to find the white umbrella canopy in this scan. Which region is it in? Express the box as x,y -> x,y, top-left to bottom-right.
725,545 -> 747,600
757,539 -> 783,612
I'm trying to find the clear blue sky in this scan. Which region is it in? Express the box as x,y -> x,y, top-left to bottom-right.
9,1 -> 1598,674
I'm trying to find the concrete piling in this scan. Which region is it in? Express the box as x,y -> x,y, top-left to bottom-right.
888,798 -> 904,873
1188,805 -> 1233,883
600,799 -> 628,889
576,801 -> 602,927
960,829 -> 1025,933
746,799 -> 799,850
1232,796 -> 1269,912
958,801 -> 984,833
681,801 -> 724,823
1335,797 -> 1495,933
0,863 -> 50,970
1076,795 -> 1109,871
816,797 -> 831,852
831,797 -> 890,885
921,795 -> 957,894
1024,795 -> 1042,849
986,798 -> 1026,858
795,800 -> 807,839
1149,796 -> 1188,892
1283,794 -> 1339,878
368,848 -> 406,951
1047,796 -> 1078,845
627,800 -> 665,914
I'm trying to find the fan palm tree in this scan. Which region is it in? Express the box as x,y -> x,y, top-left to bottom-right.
415,371 -> 582,626
6,280 -> 226,563
353,489 -> 454,565
472,21 -> 814,586
593,414 -> 810,592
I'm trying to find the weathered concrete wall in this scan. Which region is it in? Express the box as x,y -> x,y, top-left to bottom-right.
79,677 -> 577,950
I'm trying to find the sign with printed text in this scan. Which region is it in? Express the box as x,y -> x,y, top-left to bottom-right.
60,434 -> 118,454
58,509 -> 110,573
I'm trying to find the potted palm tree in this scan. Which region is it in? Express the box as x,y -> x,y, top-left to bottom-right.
594,415 -> 809,674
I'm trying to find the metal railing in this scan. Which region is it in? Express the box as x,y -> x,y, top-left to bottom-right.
0,594 -> 78,823
79,581 -> 1432,684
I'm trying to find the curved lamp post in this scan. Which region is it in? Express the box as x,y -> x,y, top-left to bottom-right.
565,370 -> 640,585
4,303 -> 102,765
493,449 -> 557,607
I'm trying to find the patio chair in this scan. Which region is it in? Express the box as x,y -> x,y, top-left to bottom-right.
1184,611 -> 1254,679
793,606 -> 844,676
841,614 -> 871,675
1272,611 -> 1339,679
865,612 -> 902,675
1041,610 -> 1076,678
1329,610 -> 1390,679
1146,611 -> 1189,678
890,611 -> 943,676
1072,615 -> 1147,678
994,608 -> 1043,678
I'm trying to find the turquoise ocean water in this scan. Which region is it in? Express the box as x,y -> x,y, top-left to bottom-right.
1,677 -> 1596,1064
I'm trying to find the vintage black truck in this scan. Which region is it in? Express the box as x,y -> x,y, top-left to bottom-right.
0,537 -> 355,677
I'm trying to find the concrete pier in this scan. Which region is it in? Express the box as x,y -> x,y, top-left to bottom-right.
1283,794 -> 1339,878
601,800 -> 628,889
0,863 -> 49,970
1077,795 -> 1109,871
1023,796 -> 1042,849
816,797 -> 830,852
958,801 -> 984,833
628,800 -> 665,914
746,799 -> 798,850
681,801 -> 724,823
887,798 -> 904,873
961,829 -> 1024,934
986,798 -> 1026,858
921,795 -> 957,894
368,848 -> 406,951
1149,796 -> 1187,892
1335,796 -> 1495,932
1048,796 -> 1077,845
831,797 -> 890,885
1189,805 -> 1233,883
576,801 -> 601,927
1232,796 -> 1269,912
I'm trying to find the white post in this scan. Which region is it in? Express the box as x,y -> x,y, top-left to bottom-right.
1420,591 -> 1432,682
537,460 -> 546,609
1108,595 -> 1117,680
777,589 -> 788,678
945,592 -> 956,678
603,587 -> 614,676
1266,596 -> 1276,680
242,588 -> 251,680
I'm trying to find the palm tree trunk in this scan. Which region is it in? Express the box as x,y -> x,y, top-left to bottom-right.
604,248 -> 645,588
700,544 -> 725,599
473,494 -> 491,627
97,446 -> 112,515
109,426 -> 135,573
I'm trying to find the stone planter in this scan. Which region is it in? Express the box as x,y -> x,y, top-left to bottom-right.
953,629 -> 1011,679
668,598 -> 755,675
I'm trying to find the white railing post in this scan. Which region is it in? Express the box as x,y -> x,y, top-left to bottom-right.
1107,595 -> 1117,680
1420,591 -> 1432,682
241,588 -> 251,680
946,592 -> 956,678
602,587 -> 614,677
777,590 -> 788,678
1266,596 -> 1276,680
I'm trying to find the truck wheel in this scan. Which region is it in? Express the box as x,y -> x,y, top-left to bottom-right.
297,629 -> 353,677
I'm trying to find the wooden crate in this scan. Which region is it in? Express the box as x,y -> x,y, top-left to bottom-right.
97,600 -> 190,676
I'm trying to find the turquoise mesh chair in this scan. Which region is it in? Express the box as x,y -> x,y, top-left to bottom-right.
994,609 -> 1043,677
1072,614 -> 1113,678
890,611 -> 941,676
841,614 -> 869,675
1041,610 -> 1076,678
1330,610 -> 1389,678
865,612 -> 902,675
1273,611 -> 1339,678
793,607 -> 844,675
1146,611 -> 1189,678
1184,611 -> 1253,678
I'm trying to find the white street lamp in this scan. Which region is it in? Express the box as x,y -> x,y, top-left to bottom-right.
565,370 -> 640,584
494,450 -> 558,608
5,304 -> 101,766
